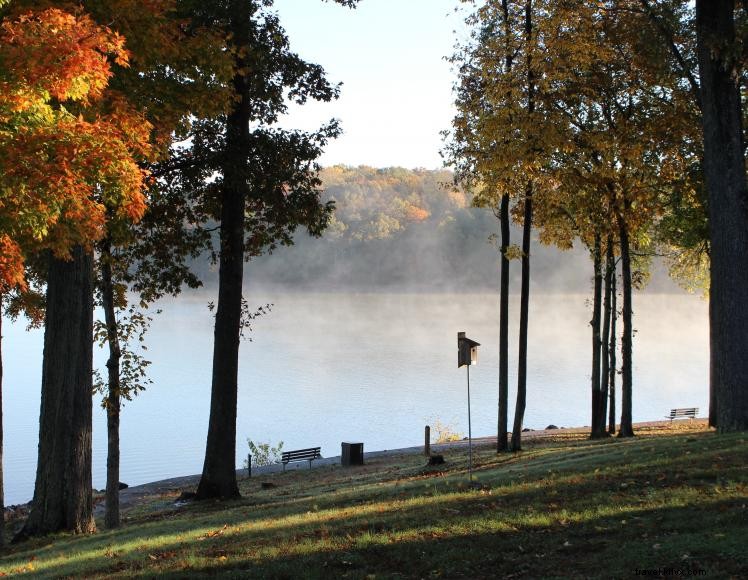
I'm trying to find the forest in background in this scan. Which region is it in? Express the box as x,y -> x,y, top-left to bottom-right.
215,165 -> 677,293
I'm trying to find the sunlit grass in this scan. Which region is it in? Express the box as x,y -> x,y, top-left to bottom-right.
1,422 -> 745,578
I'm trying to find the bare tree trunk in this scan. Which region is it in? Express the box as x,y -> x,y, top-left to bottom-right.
196,2 -> 250,499
616,209 -> 634,438
599,237 -> 613,435
709,286 -> 716,427
498,193 -> 510,452
196,163 -> 244,500
511,182 -> 533,452
696,0 -> 748,432
608,264 -> 617,435
100,240 -> 121,529
590,234 -> 603,438
18,247 -> 95,539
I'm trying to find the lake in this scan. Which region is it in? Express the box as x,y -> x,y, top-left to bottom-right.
2,291 -> 708,505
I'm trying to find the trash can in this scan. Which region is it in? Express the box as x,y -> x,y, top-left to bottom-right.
341,442 -> 364,466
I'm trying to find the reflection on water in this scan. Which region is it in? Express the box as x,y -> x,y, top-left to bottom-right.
2,292 -> 708,504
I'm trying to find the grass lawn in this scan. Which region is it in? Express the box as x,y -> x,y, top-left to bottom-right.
1,422 -> 745,578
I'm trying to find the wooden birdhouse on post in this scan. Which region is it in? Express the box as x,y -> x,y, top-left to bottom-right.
458,332 -> 480,367
457,331 -> 480,483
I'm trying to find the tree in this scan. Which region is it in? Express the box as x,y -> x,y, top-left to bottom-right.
447,0 -> 519,452
78,0 -> 233,529
182,0 -> 357,501
695,0 -> 748,432
448,0 -> 551,452
0,6 -> 149,538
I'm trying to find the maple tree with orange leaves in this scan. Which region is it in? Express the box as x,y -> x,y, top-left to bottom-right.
0,4 -> 155,539
0,7 -> 150,291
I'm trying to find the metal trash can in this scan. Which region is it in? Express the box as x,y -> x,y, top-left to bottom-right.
341,442 -> 364,466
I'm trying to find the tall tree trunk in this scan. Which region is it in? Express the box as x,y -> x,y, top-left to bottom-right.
599,237 -> 613,435
100,240 -> 121,529
590,234 -> 603,438
608,263 -> 617,435
616,208 -> 635,438
709,287 -> 716,427
196,3 -> 250,500
497,0 -> 513,453
696,0 -> 748,432
498,193 -> 510,452
510,182 -> 533,451
510,0 -> 534,452
18,247 -> 95,539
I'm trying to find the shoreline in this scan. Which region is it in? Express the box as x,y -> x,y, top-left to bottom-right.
111,419 -> 707,513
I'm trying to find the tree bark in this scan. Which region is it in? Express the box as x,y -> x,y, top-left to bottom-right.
510,0 -> 534,452
100,240 -> 121,529
709,287 -> 716,427
510,182 -> 533,452
608,262 -> 617,435
696,0 -> 748,432
599,237 -> 613,435
196,2 -> 250,500
590,234 -> 603,438
616,208 -> 635,438
498,193 -> 510,452
18,247 -> 95,539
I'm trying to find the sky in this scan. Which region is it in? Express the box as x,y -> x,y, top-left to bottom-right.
273,0 -> 469,169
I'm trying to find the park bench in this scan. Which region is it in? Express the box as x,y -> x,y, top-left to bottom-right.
282,447 -> 321,471
666,407 -> 698,421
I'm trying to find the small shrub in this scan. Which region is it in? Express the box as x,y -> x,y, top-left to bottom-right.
244,439 -> 284,468
427,418 -> 463,443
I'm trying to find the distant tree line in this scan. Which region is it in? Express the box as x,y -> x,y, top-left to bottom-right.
218,165 -> 634,292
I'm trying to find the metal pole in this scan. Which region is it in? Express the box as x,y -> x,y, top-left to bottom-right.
467,364 -> 473,481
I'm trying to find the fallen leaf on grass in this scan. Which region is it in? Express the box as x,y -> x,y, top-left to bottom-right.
200,524 -> 229,540
148,551 -> 177,561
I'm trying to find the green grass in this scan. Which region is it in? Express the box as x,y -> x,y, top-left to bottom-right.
1,423 -> 746,578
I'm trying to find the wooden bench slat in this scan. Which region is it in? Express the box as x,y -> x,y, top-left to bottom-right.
666,407 -> 698,420
281,446 -> 321,471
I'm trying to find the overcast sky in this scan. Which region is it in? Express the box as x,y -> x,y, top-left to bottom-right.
273,0 -> 468,169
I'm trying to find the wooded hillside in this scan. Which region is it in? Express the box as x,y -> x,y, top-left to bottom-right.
236,165 -> 596,292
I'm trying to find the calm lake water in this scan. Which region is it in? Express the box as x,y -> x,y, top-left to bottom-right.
3,291 -> 708,505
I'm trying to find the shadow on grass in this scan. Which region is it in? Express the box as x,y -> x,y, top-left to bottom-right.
107,500 -> 748,579
1,431 -> 743,578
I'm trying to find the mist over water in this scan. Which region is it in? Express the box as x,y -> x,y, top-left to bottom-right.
3,289 -> 707,505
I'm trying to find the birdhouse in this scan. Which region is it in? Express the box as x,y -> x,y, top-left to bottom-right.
458,332 -> 480,367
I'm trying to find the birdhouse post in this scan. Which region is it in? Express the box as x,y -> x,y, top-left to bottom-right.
458,332 -> 480,482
